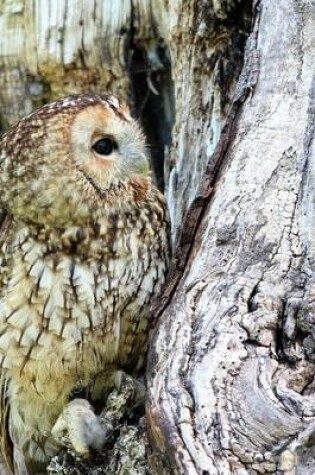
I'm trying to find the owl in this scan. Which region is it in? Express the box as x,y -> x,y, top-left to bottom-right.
0,93 -> 170,474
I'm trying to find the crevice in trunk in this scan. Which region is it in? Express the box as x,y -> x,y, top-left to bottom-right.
125,31 -> 175,192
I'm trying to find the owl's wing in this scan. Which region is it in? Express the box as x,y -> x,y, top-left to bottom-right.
0,210 -> 14,474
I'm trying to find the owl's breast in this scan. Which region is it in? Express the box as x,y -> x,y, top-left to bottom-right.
0,212 -> 169,383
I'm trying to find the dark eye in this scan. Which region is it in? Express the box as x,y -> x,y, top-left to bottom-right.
92,138 -> 117,156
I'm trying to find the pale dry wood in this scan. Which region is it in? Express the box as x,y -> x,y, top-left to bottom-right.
148,0 -> 315,473
0,0 -> 169,123
165,0 -> 251,241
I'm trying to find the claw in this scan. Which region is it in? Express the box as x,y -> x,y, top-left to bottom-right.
51,398 -> 108,456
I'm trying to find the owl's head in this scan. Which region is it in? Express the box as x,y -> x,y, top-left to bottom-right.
0,93 -> 150,227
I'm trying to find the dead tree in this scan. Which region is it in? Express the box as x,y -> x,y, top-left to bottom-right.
148,1 -> 315,473
1,0 -> 315,473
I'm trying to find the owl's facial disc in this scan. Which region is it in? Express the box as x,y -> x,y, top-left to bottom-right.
70,104 -> 149,195
0,94 -> 151,228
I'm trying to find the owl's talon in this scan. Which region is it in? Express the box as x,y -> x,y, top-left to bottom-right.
51,398 -> 108,456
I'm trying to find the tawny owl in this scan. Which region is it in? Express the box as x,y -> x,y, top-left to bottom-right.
0,93 -> 169,474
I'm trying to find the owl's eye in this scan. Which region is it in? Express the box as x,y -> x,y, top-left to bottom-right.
92,138 -> 118,156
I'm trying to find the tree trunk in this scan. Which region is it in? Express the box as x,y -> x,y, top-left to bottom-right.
148,0 -> 315,473
2,1 -> 315,474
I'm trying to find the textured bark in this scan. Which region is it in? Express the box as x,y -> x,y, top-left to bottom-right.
165,0 -> 251,241
148,0 -> 315,473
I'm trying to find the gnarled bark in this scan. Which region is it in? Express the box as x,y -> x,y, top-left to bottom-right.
147,0 -> 315,473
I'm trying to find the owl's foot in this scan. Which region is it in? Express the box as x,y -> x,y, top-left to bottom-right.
48,374 -> 146,474
51,398 -> 108,457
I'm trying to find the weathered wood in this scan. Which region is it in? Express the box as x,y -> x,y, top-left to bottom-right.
165,0 -> 251,241
148,0 -> 315,473
0,0 -> 161,118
